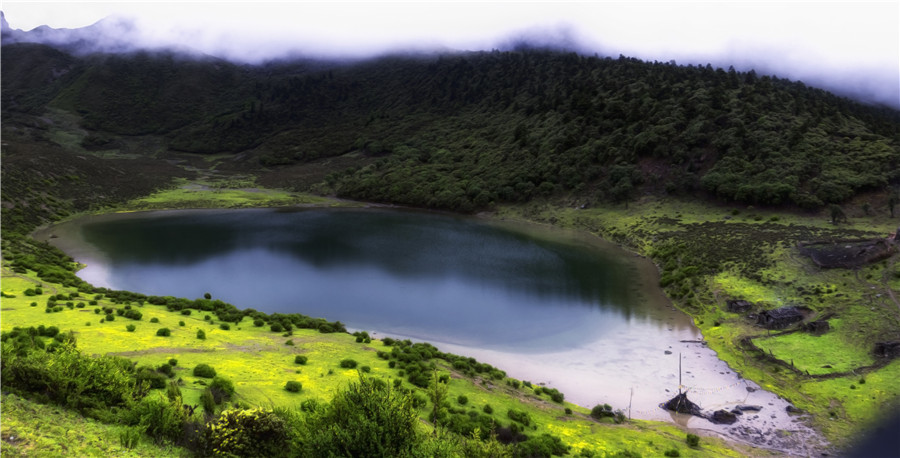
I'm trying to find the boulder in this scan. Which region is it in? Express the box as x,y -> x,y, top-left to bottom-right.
710,409 -> 738,424
804,320 -> 830,335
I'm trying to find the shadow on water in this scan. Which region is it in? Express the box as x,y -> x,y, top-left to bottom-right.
81,208 -> 638,315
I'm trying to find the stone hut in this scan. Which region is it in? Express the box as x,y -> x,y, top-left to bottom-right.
757,306 -> 805,329
726,300 -> 753,313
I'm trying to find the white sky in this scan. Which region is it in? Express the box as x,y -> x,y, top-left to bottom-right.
2,1 -> 899,106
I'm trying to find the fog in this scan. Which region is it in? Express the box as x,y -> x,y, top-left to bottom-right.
2,1 -> 898,108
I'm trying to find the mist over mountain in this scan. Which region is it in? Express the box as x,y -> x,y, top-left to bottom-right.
2,34 -> 898,220
2,10 -> 897,110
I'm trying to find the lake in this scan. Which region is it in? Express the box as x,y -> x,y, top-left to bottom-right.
39,207 -> 816,442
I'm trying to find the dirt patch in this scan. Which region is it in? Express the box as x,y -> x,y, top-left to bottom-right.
107,347 -> 214,357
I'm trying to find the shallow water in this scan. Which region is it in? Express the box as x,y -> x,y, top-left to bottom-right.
38,208 -> 826,453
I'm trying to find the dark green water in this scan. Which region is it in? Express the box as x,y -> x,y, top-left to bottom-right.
65,208 -> 675,351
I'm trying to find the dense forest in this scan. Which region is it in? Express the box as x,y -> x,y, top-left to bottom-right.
3,43 -> 899,216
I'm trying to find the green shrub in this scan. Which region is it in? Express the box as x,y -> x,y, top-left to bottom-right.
200,388 -> 216,414
105,314 -> 115,321
294,355 -> 308,365
686,433 -> 700,447
591,404 -> 614,419
457,395 -> 468,405
193,363 -> 217,378
253,319 -> 265,327
506,408 -> 531,426
299,375 -> 418,456
149,317 -> 159,323
285,339 -> 294,346
270,323 -> 284,333
118,426 -> 141,449
136,366 -> 167,389
200,408 -> 289,457
181,309 -> 191,315
196,329 -> 206,340
125,392 -> 186,443
515,433 -> 570,457
339,359 -> 358,369
285,381 -> 303,392
483,404 -> 493,414
124,324 -> 136,332
168,358 -> 178,366
157,363 -> 174,378
664,449 -> 681,457
209,376 -> 235,403
219,323 -> 230,331
155,328 -> 171,337
360,365 -> 371,373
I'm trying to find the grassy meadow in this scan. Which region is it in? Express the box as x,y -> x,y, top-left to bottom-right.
1,260 -> 755,457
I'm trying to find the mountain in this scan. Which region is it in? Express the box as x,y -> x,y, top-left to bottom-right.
2,41 -> 899,216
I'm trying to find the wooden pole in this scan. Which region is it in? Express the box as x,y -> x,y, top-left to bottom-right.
679,352 -> 682,394
629,387 -> 633,420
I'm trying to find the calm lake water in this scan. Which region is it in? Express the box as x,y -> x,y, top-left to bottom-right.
70,208 -> 681,352
40,208 -> 823,450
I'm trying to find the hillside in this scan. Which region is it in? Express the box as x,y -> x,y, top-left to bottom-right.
2,42 -> 900,456
2,43 -> 899,215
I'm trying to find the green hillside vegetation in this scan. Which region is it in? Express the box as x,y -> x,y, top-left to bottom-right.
2,44 -> 898,214
0,265 -> 751,457
2,43 -> 900,455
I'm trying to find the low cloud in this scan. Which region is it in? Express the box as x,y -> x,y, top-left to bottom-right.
2,2 -> 897,109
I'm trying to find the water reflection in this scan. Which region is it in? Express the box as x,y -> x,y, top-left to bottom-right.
78,208 -> 670,350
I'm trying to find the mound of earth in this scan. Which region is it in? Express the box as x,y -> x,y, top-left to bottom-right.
798,239 -> 896,269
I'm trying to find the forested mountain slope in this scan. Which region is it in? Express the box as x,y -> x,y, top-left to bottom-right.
3,43 -> 899,213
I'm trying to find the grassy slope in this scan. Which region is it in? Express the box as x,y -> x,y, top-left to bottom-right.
1,182 -> 765,457
0,265 -> 753,457
0,393 -> 185,457
495,196 -> 900,448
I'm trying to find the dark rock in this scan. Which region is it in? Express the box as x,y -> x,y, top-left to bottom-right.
736,405 -> 763,412
711,409 -> 739,424
663,392 -> 702,416
731,409 -> 743,415
804,320 -> 830,335
746,386 -> 757,393
785,405 -> 802,415
874,341 -> 900,359
664,350 -> 672,355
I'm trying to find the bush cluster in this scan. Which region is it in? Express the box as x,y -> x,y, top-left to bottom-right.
193,363 -> 217,378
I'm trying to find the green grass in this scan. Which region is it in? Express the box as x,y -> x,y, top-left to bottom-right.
122,178 -> 332,210
0,393 -> 185,457
0,266 -> 752,456
753,320 -> 876,375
